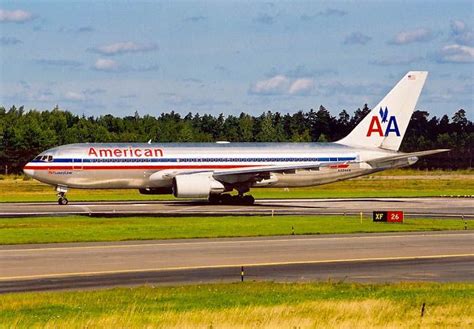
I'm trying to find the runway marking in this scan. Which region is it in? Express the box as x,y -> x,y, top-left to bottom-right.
0,253 -> 472,282
1,232 -> 472,253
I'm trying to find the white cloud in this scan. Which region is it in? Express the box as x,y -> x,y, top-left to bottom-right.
279,66 -> 337,78
344,32 -> 372,45
92,58 -> 158,73
369,56 -> 423,66
93,58 -> 120,71
389,28 -> 435,45
250,75 -> 314,96
253,13 -> 275,25
0,9 -> 34,23
184,16 -> 207,22
36,59 -> 82,68
450,20 -> 474,46
289,79 -> 314,95
301,8 -> 347,21
64,91 -> 86,102
319,8 -> 347,17
0,36 -> 22,45
91,41 -> 157,56
250,75 -> 289,95
435,44 -> 474,63
63,88 -> 108,102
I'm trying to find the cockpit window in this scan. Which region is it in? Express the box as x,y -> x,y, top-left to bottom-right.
36,155 -> 53,162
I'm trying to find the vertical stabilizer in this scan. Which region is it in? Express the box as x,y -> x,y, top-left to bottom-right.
337,71 -> 428,151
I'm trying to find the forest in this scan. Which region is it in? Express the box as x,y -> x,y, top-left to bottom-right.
0,105 -> 472,174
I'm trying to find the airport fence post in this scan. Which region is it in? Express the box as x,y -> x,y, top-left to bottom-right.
420,302 -> 426,317
292,226 -> 295,235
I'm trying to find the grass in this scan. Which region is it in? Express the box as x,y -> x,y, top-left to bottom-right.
0,169 -> 473,202
0,215 -> 469,244
0,282 -> 472,328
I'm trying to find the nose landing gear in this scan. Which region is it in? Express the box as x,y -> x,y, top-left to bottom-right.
56,185 -> 69,205
58,193 -> 68,205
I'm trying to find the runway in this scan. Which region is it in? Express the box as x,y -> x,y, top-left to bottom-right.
0,231 -> 473,293
0,197 -> 473,218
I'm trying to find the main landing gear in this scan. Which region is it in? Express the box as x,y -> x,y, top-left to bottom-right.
208,194 -> 255,205
56,185 -> 69,205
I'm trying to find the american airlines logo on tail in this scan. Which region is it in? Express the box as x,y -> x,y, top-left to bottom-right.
366,107 -> 400,137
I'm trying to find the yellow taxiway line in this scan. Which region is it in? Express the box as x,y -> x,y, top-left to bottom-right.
1,253 -> 473,282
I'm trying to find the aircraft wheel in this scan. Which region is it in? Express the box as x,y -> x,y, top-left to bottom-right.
231,195 -> 243,205
242,195 -> 255,205
58,197 -> 69,205
208,194 -> 221,205
220,194 -> 233,205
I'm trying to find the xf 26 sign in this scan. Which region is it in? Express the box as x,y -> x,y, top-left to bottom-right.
373,211 -> 404,223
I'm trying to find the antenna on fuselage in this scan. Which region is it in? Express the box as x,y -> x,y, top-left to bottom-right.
147,139 -> 152,144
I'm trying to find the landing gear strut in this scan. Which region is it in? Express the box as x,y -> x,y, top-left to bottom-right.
56,185 -> 69,205
208,194 -> 255,205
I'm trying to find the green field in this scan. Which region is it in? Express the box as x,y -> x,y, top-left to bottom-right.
0,169 -> 472,202
0,282 -> 472,328
0,215 -> 469,244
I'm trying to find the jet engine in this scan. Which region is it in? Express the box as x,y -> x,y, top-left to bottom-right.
173,172 -> 225,198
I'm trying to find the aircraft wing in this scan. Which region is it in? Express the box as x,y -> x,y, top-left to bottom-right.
154,161 -> 349,185
367,149 -> 450,167
213,162 -> 338,176
212,161 -> 349,184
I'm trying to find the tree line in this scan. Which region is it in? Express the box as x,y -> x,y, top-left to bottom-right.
0,105 -> 472,174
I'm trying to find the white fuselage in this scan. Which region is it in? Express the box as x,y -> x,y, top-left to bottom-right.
23,142 -> 403,190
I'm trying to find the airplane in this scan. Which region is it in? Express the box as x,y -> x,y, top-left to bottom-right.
23,71 -> 448,205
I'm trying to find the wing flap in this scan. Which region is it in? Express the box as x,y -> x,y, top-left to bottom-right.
213,162 -> 342,177
212,161 -> 353,184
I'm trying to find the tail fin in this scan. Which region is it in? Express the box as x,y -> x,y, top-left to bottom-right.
337,71 -> 428,151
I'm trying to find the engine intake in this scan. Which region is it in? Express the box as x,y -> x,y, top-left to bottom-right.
173,173 -> 225,198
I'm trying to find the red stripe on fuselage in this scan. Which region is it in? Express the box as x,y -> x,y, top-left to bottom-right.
329,164 -> 350,169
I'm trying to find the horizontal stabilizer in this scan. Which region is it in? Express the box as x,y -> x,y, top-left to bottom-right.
367,149 -> 449,166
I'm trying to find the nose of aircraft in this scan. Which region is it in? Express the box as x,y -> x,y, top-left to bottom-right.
23,163 -> 35,178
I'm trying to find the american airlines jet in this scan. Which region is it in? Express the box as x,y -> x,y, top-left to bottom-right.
23,71 -> 447,205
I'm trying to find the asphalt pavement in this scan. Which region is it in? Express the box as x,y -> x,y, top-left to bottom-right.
0,197 -> 472,218
0,231 -> 472,293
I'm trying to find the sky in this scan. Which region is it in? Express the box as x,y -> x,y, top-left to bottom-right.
0,1 -> 473,118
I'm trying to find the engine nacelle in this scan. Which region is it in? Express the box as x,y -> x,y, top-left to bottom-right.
173,173 -> 225,198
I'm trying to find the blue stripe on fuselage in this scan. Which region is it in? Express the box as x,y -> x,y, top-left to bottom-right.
32,156 -> 357,163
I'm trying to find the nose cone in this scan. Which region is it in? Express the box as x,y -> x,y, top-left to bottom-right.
23,163 -> 35,178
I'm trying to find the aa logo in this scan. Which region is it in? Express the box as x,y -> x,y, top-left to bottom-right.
366,107 -> 400,137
